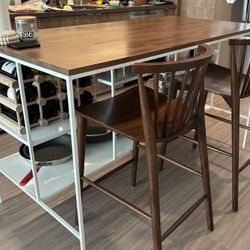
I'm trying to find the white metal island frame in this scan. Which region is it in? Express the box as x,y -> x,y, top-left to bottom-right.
0,16 -> 250,250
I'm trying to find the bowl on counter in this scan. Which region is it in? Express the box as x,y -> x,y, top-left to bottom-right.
109,0 -> 120,7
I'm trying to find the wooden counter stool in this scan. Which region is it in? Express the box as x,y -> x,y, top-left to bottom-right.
204,38 -> 250,212
76,44 -> 214,250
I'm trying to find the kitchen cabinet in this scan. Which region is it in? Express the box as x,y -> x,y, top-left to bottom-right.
10,4 -> 176,29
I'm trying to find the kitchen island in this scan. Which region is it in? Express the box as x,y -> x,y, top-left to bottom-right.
9,2 -> 176,29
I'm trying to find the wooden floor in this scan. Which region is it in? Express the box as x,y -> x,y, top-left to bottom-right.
1,95 -> 250,250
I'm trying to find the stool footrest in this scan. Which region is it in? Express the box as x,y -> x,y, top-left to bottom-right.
161,195 -> 207,241
179,135 -> 232,157
205,112 -> 250,130
239,158 -> 250,173
82,176 -> 152,221
138,144 -> 202,176
83,156 -> 134,192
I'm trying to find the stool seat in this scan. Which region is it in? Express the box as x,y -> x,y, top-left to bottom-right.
77,86 -> 169,142
204,64 -> 231,96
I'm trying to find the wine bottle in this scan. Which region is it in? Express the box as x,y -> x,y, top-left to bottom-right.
22,105 -> 39,125
42,100 -> 59,119
16,85 -> 38,103
62,99 -> 68,113
63,90 -> 93,110
80,91 -> 93,105
1,104 -> 39,125
0,83 -> 38,104
40,81 -> 57,98
0,59 -> 33,79
0,83 -> 8,97
1,104 -> 17,121
0,60 -> 16,78
73,76 -> 91,88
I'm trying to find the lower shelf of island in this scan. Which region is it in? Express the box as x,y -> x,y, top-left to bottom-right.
0,135 -> 133,200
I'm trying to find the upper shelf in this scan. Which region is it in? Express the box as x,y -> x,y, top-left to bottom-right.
0,118 -> 70,146
96,66 -> 152,88
97,67 -> 136,87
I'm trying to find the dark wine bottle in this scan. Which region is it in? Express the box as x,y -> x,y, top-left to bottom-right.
42,100 -> 59,119
62,90 -> 93,110
62,99 -> 68,113
0,83 -> 8,97
0,59 -> 33,80
80,91 -> 93,105
1,104 -> 39,125
16,85 -> 38,103
73,76 -> 91,88
0,83 -> 38,104
40,81 -> 57,98
21,105 -> 39,125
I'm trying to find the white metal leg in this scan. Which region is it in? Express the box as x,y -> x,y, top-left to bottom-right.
110,69 -> 117,160
65,77 -> 86,250
174,53 -> 177,61
110,69 -> 115,97
242,105 -> 250,149
112,132 -> 116,160
16,63 -> 41,200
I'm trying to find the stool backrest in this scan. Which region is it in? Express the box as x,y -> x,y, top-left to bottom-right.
133,44 -> 213,143
229,38 -> 250,98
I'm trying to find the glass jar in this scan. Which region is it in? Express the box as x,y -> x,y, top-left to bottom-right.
15,16 -> 38,41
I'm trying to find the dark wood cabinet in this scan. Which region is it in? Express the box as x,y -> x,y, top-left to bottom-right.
10,5 -> 176,29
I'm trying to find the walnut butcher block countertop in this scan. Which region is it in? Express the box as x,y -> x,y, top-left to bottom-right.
2,16 -> 250,76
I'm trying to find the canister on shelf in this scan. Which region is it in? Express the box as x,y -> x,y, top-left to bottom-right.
15,16 -> 38,41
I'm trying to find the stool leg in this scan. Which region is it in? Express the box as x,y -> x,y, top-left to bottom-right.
197,90 -> 213,231
146,146 -> 162,250
193,91 -> 208,149
197,121 -> 214,231
158,142 -> 167,171
75,115 -> 87,225
131,141 -> 139,187
232,96 -> 240,212
242,105 -> 250,149
192,129 -> 198,149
